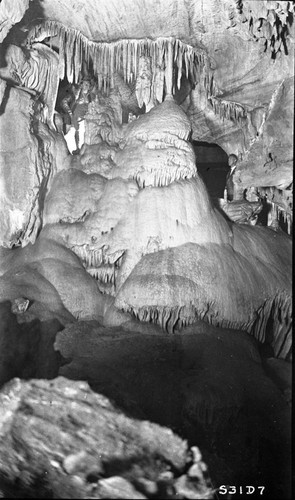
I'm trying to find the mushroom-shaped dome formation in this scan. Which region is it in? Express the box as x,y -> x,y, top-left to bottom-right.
113,96 -> 197,187
125,95 -> 192,143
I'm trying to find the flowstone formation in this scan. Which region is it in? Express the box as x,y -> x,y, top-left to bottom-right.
0,1 -> 293,498
39,95 -> 291,359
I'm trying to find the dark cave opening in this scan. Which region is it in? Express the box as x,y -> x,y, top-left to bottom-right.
192,141 -> 229,199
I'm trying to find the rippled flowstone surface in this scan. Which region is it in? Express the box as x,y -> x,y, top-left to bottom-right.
0,377 -> 213,499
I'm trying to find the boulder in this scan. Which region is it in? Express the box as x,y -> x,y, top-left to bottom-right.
0,376 -> 212,499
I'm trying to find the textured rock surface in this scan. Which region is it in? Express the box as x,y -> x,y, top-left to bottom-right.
234,77 -> 293,186
0,377 -> 213,499
43,169 -> 107,225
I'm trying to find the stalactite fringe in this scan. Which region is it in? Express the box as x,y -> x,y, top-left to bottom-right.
122,293 -> 292,362
133,165 -> 197,188
26,21 -> 251,125
250,292 -> 292,360
256,185 -> 293,234
26,20 -> 210,102
124,303 -> 257,336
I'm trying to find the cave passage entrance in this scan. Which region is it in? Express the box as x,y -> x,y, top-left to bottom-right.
193,141 -> 229,200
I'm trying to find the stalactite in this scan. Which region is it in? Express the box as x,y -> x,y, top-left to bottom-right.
133,163 -> 197,189
176,40 -> 183,90
26,21 -> 213,105
126,40 -> 130,83
257,186 -> 292,234
166,38 -> 173,95
66,29 -> 73,83
208,96 -> 247,123
73,38 -> 79,84
109,44 -> 113,88
27,20 -> 261,128
57,26 -> 65,80
104,44 -> 109,93
122,39 -> 127,83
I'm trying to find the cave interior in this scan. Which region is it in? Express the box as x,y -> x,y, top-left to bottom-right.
0,1 -> 293,499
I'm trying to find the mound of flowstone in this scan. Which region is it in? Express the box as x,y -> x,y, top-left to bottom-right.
0,377 -> 212,499
42,169 -> 108,225
115,237 -> 291,357
0,237 -> 108,323
36,98 -> 292,359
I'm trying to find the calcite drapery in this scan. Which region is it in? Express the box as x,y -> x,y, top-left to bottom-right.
0,236 -> 107,323
4,43 -> 60,130
0,85 -> 70,248
0,88 -> 44,248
